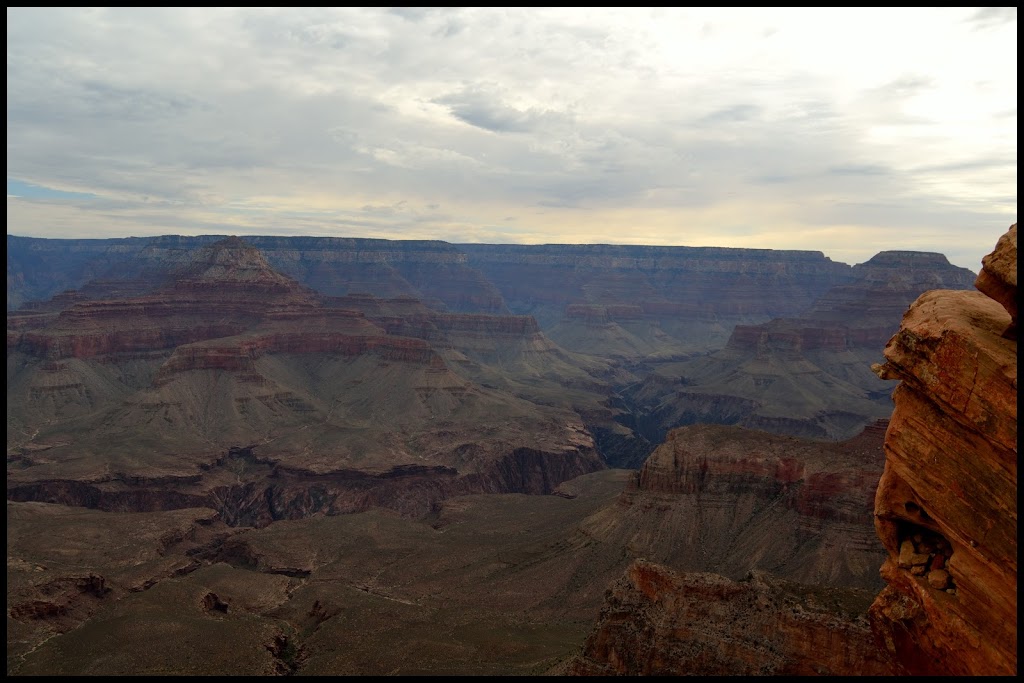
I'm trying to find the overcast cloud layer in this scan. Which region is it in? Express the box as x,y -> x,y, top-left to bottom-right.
6,7 -> 1017,269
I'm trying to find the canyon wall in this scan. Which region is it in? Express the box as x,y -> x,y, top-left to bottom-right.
565,225 -> 1017,676
11,236 -> 975,451
578,421 -> 889,590
622,250 -> 978,442
869,223 -> 1017,676
460,243 -> 858,355
7,238 -> 609,520
6,235 -> 509,315
9,235 -> 858,330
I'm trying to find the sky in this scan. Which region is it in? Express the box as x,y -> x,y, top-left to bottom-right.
6,7 -> 1017,270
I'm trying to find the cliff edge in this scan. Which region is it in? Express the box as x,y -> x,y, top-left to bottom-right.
870,223 -> 1017,675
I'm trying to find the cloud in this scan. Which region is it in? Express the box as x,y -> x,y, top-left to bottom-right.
966,7 -> 1017,30
826,164 -> 890,177
695,104 -> 762,126
4,7 -> 1017,270
436,86 -> 569,133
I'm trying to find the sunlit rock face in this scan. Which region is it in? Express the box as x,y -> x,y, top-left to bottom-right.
870,223 -> 1017,676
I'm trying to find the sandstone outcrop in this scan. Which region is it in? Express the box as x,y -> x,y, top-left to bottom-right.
869,224 -> 1017,676
973,223 -> 1017,331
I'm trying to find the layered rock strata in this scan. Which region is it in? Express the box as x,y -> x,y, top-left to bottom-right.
7,237 -> 607,520
869,224 -> 1017,676
461,243 -> 857,356
623,250 -> 977,442
6,234 -> 509,315
578,421 -> 889,591
552,422 -> 897,671
10,236 -> 865,354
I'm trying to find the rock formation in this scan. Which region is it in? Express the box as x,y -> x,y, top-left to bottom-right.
10,235 -> 976,461
7,416 -> 905,677
8,236 -> 863,351
459,242 -> 856,353
869,223 -> 1017,676
973,223 -> 1018,334
623,250 -> 977,442
576,421 -> 889,590
6,234 -> 510,315
559,422 -> 897,675
7,229 -> 1015,676
7,237 -> 609,522
563,224 -> 1017,676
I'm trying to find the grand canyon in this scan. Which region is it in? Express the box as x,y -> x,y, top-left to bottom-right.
6,225 -> 1016,676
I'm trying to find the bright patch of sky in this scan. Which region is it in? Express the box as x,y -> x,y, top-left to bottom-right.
5,7 -> 1017,269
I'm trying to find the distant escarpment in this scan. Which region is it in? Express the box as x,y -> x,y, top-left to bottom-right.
10,235 -> 978,462
460,243 -> 856,355
869,224 -> 1017,676
623,250 -> 977,442
7,235 -> 158,312
6,234 -> 509,315
247,236 -> 510,314
10,236 -> 871,357
7,237 -> 609,519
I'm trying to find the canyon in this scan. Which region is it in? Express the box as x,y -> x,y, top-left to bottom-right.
7,234 -> 976,455
6,227 -> 1016,675
564,224 -> 1017,676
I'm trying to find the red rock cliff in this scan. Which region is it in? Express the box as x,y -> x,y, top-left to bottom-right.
869,223 -> 1017,676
